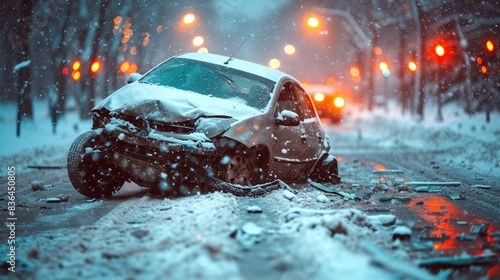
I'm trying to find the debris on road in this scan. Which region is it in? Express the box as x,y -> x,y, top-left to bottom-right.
379,196 -> 411,203
449,194 -> 466,200
392,226 -> 412,240
366,214 -> 397,226
471,184 -> 491,189
456,233 -> 476,241
470,223 -> 489,235
406,181 -> 461,187
316,194 -> 329,203
416,251 -> 497,268
361,242 -> 440,280
230,222 -> 265,248
31,180 -> 45,191
309,181 -> 358,200
246,205 -> 263,214
414,186 -> 442,193
372,169 -> 404,175
87,198 -> 97,203
200,175 -> 295,196
283,190 -> 297,201
46,197 -> 61,203
56,194 -> 69,202
411,242 -> 434,251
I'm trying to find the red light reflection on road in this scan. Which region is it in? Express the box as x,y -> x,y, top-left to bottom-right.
408,194 -> 499,276
373,164 -> 386,170
368,162 -> 499,277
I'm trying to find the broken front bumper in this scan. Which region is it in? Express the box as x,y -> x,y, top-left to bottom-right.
101,125 -> 217,185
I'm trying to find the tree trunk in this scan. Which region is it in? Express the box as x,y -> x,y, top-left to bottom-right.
16,0 -> 35,137
411,0 -> 424,121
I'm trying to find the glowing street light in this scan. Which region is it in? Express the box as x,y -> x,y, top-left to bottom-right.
379,61 -> 389,72
119,61 -> 130,74
307,16 -> 320,28
284,44 -> 295,55
198,47 -> 208,53
193,36 -> 204,47
183,13 -> 195,25
269,58 -> 280,69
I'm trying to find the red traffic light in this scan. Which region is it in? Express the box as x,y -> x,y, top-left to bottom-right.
408,61 -> 417,72
435,45 -> 445,57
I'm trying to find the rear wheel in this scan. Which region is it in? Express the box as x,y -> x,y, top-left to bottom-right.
67,131 -> 124,198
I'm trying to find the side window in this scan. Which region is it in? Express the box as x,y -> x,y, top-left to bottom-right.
277,82 -> 297,113
292,84 -> 315,120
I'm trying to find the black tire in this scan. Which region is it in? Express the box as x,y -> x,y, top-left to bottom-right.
311,154 -> 341,184
218,148 -> 265,186
67,131 -> 124,198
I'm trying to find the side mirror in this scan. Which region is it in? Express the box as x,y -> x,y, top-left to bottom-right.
127,73 -> 143,84
275,110 -> 300,126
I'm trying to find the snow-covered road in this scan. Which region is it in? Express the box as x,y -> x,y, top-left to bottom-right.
1,101 -> 499,279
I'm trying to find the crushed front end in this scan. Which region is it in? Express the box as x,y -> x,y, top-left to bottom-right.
91,108 -> 219,193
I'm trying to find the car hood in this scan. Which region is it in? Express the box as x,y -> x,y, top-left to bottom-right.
93,82 -> 262,123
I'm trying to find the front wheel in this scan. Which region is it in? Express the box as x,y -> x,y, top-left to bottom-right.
217,148 -> 266,186
67,131 -> 124,198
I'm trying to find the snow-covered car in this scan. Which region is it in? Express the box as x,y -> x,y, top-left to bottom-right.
67,52 -> 340,198
303,84 -> 346,123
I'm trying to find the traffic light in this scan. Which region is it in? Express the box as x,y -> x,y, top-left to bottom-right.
90,59 -> 101,74
307,16 -> 320,28
486,39 -> 495,53
71,59 -> 81,81
435,45 -> 445,57
408,61 -> 417,72
72,60 -> 81,71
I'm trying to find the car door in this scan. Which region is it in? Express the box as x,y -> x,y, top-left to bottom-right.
270,81 -> 313,181
291,83 -> 325,163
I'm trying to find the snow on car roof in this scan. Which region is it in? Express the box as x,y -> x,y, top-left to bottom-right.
176,52 -> 289,82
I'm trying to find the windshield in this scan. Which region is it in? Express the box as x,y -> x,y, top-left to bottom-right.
140,58 -> 275,111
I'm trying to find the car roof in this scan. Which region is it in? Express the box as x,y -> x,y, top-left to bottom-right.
175,52 -> 290,83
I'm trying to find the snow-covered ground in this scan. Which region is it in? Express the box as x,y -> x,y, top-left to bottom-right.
1,100 -> 498,279
333,101 -> 500,179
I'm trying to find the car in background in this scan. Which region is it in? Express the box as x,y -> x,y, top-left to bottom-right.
303,84 -> 346,123
67,52 -> 341,198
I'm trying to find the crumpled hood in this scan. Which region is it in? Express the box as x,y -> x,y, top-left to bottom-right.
93,82 -> 261,123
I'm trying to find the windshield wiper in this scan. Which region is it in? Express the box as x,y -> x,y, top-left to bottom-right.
215,71 -> 240,93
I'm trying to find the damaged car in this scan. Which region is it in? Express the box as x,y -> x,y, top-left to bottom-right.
67,52 -> 340,198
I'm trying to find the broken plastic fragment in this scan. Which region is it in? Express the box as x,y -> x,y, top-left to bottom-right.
283,190 -> 297,201
392,226 -> 412,240
246,205 -> 263,214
